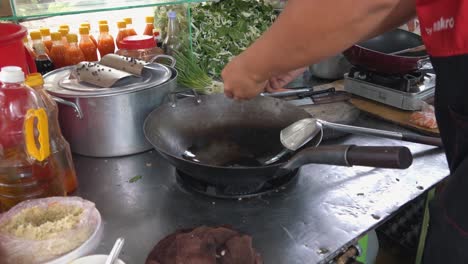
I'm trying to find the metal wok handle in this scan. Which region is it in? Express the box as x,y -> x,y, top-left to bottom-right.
278,145 -> 413,175
52,96 -> 83,119
168,89 -> 202,107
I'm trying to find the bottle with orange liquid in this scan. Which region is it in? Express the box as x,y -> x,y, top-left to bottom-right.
25,73 -> 78,194
40,28 -> 53,52
0,66 -> 66,212
58,27 -> 69,47
49,32 -> 67,68
116,21 -> 129,49
123,18 -> 137,36
80,22 -> 98,47
79,26 -> 98,62
143,16 -> 154,36
64,34 -> 85,66
97,24 -> 115,58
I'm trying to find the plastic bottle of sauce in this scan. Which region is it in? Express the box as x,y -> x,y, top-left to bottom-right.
80,22 -> 98,47
29,31 -> 54,75
153,29 -> 162,48
79,26 -> 98,62
49,32 -> 67,69
143,16 -> 154,36
123,18 -> 137,36
0,66 -> 66,212
58,27 -> 70,47
23,37 -> 37,62
25,73 -> 78,194
97,24 -> 115,58
116,21 -> 129,49
162,11 -> 181,56
39,28 -> 53,52
64,34 -> 85,66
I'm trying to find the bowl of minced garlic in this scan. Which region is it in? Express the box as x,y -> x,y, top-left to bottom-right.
0,197 -> 102,264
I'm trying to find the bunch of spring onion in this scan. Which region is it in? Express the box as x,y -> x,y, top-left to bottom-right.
173,47 -> 224,95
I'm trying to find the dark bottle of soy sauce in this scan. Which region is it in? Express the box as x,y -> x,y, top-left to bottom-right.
30,31 -> 55,75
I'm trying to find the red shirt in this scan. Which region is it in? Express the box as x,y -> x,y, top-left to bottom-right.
416,0 -> 468,57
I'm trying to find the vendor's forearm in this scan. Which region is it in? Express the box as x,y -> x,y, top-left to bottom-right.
241,0 -> 416,81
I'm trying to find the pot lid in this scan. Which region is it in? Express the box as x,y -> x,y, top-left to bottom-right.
43,62 -> 172,98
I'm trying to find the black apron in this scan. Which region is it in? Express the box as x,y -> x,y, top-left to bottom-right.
416,1 -> 468,261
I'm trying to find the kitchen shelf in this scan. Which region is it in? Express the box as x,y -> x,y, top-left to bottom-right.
6,0 -> 210,21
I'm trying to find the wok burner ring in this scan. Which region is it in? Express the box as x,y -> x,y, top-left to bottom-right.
176,170 -> 299,199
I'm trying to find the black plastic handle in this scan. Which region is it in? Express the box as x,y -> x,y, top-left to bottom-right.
346,145 -> 413,169
280,145 -> 413,173
401,133 -> 443,147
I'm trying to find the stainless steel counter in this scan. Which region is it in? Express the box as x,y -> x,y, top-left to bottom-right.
74,115 -> 449,264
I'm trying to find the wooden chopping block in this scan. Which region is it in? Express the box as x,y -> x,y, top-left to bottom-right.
314,80 -> 440,136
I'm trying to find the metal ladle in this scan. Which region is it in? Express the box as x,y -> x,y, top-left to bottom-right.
264,117 -> 443,165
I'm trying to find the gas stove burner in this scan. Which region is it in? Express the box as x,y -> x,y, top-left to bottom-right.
348,67 -> 428,93
176,170 -> 299,199
344,67 -> 436,111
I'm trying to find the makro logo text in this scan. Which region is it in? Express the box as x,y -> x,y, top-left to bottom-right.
425,16 -> 455,35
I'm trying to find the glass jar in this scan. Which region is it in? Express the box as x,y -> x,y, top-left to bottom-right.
116,35 -> 164,62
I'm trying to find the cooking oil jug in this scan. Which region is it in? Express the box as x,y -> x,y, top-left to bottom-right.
0,66 -> 66,212
25,73 -> 78,194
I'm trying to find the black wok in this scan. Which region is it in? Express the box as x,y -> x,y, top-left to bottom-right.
144,93 -> 412,191
343,29 -> 429,74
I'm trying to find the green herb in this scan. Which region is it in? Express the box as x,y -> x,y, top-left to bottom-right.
173,46 -> 224,94
128,175 -> 143,183
190,0 -> 277,77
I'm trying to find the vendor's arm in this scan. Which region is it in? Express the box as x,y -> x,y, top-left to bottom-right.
222,0 -> 416,99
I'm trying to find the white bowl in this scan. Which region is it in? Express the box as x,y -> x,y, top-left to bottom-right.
70,254 -> 126,264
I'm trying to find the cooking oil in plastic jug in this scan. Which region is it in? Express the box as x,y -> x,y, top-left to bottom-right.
25,73 -> 78,194
0,66 -> 66,212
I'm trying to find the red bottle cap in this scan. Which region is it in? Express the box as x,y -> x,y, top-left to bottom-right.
119,35 -> 155,50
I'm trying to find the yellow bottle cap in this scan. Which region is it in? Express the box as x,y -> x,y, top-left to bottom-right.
25,73 -> 44,87
59,24 -> 70,30
79,26 -> 89,35
39,28 -> 51,36
66,33 -> 78,43
81,22 -> 91,29
99,24 -> 109,32
98,20 -> 108,25
51,32 -> 62,41
145,16 -> 154,23
59,28 -> 69,36
117,21 -> 127,29
30,31 -> 42,40
123,18 -> 132,25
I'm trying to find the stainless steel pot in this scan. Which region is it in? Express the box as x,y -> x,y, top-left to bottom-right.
43,56 -> 178,157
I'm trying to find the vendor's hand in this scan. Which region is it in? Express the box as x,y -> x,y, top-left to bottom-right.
221,56 -> 267,100
265,67 -> 308,93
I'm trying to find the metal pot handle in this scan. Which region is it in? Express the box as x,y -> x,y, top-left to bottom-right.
168,89 -> 202,108
52,96 -> 84,119
149,55 -> 176,68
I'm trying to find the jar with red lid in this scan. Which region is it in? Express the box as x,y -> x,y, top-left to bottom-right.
116,35 -> 164,62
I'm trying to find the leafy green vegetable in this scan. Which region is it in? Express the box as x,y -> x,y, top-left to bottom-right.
128,175 -> 143,183
190,0 -> 277,77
